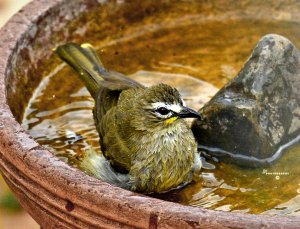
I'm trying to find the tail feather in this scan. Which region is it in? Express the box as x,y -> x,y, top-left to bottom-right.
80,43 -> 104,68
55,43 -> 144,99
55,43 -> 105,98
81,149 -> 133,190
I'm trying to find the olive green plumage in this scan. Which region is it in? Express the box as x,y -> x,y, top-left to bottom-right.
55,43 -> 201,193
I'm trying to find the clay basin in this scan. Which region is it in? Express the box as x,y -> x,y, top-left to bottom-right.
0,0 -> 300,228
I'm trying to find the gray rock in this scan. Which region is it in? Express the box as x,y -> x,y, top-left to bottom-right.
192,34 -> 300,167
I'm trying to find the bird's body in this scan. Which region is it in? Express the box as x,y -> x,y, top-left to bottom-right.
56,43 -> 201,193
100,89 -> 197,192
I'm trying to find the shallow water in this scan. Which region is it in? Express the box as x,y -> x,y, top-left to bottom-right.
22,3 -> 300,215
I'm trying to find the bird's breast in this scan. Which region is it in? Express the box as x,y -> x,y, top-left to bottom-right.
129,123 -> 197,193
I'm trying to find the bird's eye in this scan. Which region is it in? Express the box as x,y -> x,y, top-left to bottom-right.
156,107 -> 170,115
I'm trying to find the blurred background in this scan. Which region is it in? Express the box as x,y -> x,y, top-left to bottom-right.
0,0 -> 39,228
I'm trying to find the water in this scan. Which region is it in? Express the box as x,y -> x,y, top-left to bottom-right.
22,3 -> 300,215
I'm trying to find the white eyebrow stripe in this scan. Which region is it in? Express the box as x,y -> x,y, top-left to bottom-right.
151,102 -> 182,113
182,99 -> 186,107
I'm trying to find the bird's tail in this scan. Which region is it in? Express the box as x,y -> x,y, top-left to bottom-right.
55,43 -> 106,98
80,149 -> 132,190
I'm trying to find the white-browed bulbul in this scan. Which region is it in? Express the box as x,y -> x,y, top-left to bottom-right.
55,43 -> 201,193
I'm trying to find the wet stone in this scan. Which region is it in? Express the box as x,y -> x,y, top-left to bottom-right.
192,34 -> 300,167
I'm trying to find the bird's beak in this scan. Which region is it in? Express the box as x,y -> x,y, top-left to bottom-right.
177,107 -> 201,119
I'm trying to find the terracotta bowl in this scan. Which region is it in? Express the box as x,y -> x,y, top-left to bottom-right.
0,0 -> 300,228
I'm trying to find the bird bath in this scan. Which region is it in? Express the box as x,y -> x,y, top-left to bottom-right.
0,0 -> 300,228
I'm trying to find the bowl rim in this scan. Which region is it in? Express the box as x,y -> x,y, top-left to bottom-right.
0,0 -> 300,228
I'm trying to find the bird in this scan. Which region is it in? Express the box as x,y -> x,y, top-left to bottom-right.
55,43 -> 202,193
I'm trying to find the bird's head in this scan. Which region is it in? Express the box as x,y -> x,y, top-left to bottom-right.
116,84 -> 201,132
143,84 -> 201,125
